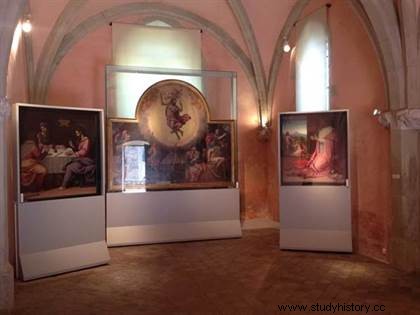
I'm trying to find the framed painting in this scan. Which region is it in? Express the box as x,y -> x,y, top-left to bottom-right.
17,104 -> 102,202
107,79 -> 236,191
279,110 -> 348,186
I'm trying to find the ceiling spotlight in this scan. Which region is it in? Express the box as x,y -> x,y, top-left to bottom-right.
373,108 -> 381,116
22,18 -> 32,33
283,38 -> 291,53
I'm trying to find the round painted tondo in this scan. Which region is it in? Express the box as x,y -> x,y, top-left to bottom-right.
136,80 -> 209,149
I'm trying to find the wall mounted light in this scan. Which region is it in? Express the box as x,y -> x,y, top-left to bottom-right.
257,113 -> 271,142
22,17 -> 32,33
283,37 -> 291,53
372,108 -> 381,116
257,124 -> 271,142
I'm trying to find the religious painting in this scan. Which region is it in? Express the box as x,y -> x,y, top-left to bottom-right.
136,79 -> 209,149
18,104 -> 102,202
107,79 -> 235,191
144,120 -> 235,190
280,111 -> 348,185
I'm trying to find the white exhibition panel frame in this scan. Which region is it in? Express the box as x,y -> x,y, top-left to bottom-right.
107,188 -> 241,246
278,110 -> 352,252
15,104 -> 110,281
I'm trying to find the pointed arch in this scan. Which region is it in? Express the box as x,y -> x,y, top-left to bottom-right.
32,0 -> 88,102
228,0 -> 267,124
32,2 -> 256,108
267,0 -> 309,123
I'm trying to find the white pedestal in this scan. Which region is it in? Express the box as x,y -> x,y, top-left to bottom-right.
280,186 -> 352,252
107,188 -> 241,246
17,195 -> 110,280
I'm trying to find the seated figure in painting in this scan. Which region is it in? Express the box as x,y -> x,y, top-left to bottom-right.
113,128 -> 131,154
60,126 -> 96,189
20,138 -> 48,192
304,125 -> 336,177
36,122 -> 51,151
185,145 -> 203,182
205,144 -> 227,180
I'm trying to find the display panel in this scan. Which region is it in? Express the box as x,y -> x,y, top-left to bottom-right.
280,111 -> 348,185
18,105 -> 102,201
107,79 -> 235,191
108,119 -> 235,191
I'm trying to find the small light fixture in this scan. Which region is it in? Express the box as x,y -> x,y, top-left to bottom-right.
283,37 -> 291,53
257,124 -> 271,142
257,114 -> 271,141
22,17 -> 32,33
373,108 -> 381,116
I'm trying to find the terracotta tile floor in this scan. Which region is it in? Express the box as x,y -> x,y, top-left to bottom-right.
11,229 -> 420,314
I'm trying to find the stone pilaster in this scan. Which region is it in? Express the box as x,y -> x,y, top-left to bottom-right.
0,96 -> 14,312
389,128 -> 420,272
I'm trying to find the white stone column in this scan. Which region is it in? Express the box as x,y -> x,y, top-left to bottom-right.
0,96 -> 13,311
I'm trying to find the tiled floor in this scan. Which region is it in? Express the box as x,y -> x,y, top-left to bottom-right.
12,229 -> 420,314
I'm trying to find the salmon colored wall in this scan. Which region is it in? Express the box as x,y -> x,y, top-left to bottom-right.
267,52 -> 296,223
47,27 -> 111,109
330,0 -> 391,262
242,0 -> 296,76
268,0 -> 391,262
29,0 -> 69,66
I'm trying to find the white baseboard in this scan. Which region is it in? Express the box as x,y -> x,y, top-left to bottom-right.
20,241 -> 110,281
241,218 -> 280,230
280,228 -> 352,252
107,220 -> 242,246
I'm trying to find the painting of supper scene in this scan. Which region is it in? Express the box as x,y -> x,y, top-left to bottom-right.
108,120 -> 235,191
19,105 -> 101,201
280,111 -> 348,185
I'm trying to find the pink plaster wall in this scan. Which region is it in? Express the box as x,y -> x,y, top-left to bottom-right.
29,0 -> 69,67
329,0 -> 391,262
242,0 -> 296,77
267,51 -> 296,223
268,0 -> 391,262
47,26 -> 111,108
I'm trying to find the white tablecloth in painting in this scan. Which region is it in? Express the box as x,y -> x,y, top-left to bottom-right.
42,152 -> 75,174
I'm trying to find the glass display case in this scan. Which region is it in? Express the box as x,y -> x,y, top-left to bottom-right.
105,65 -> 237,192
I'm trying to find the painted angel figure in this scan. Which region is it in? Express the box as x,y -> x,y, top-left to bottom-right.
160,89 -> 191,140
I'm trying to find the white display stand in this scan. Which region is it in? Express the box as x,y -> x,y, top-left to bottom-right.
17,196 -> 109,280
278,111 -> 352,252
15,104 -> 109,280
279,186 -> 352,251
107,188 -> 241,246
105,67 -> 240,246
